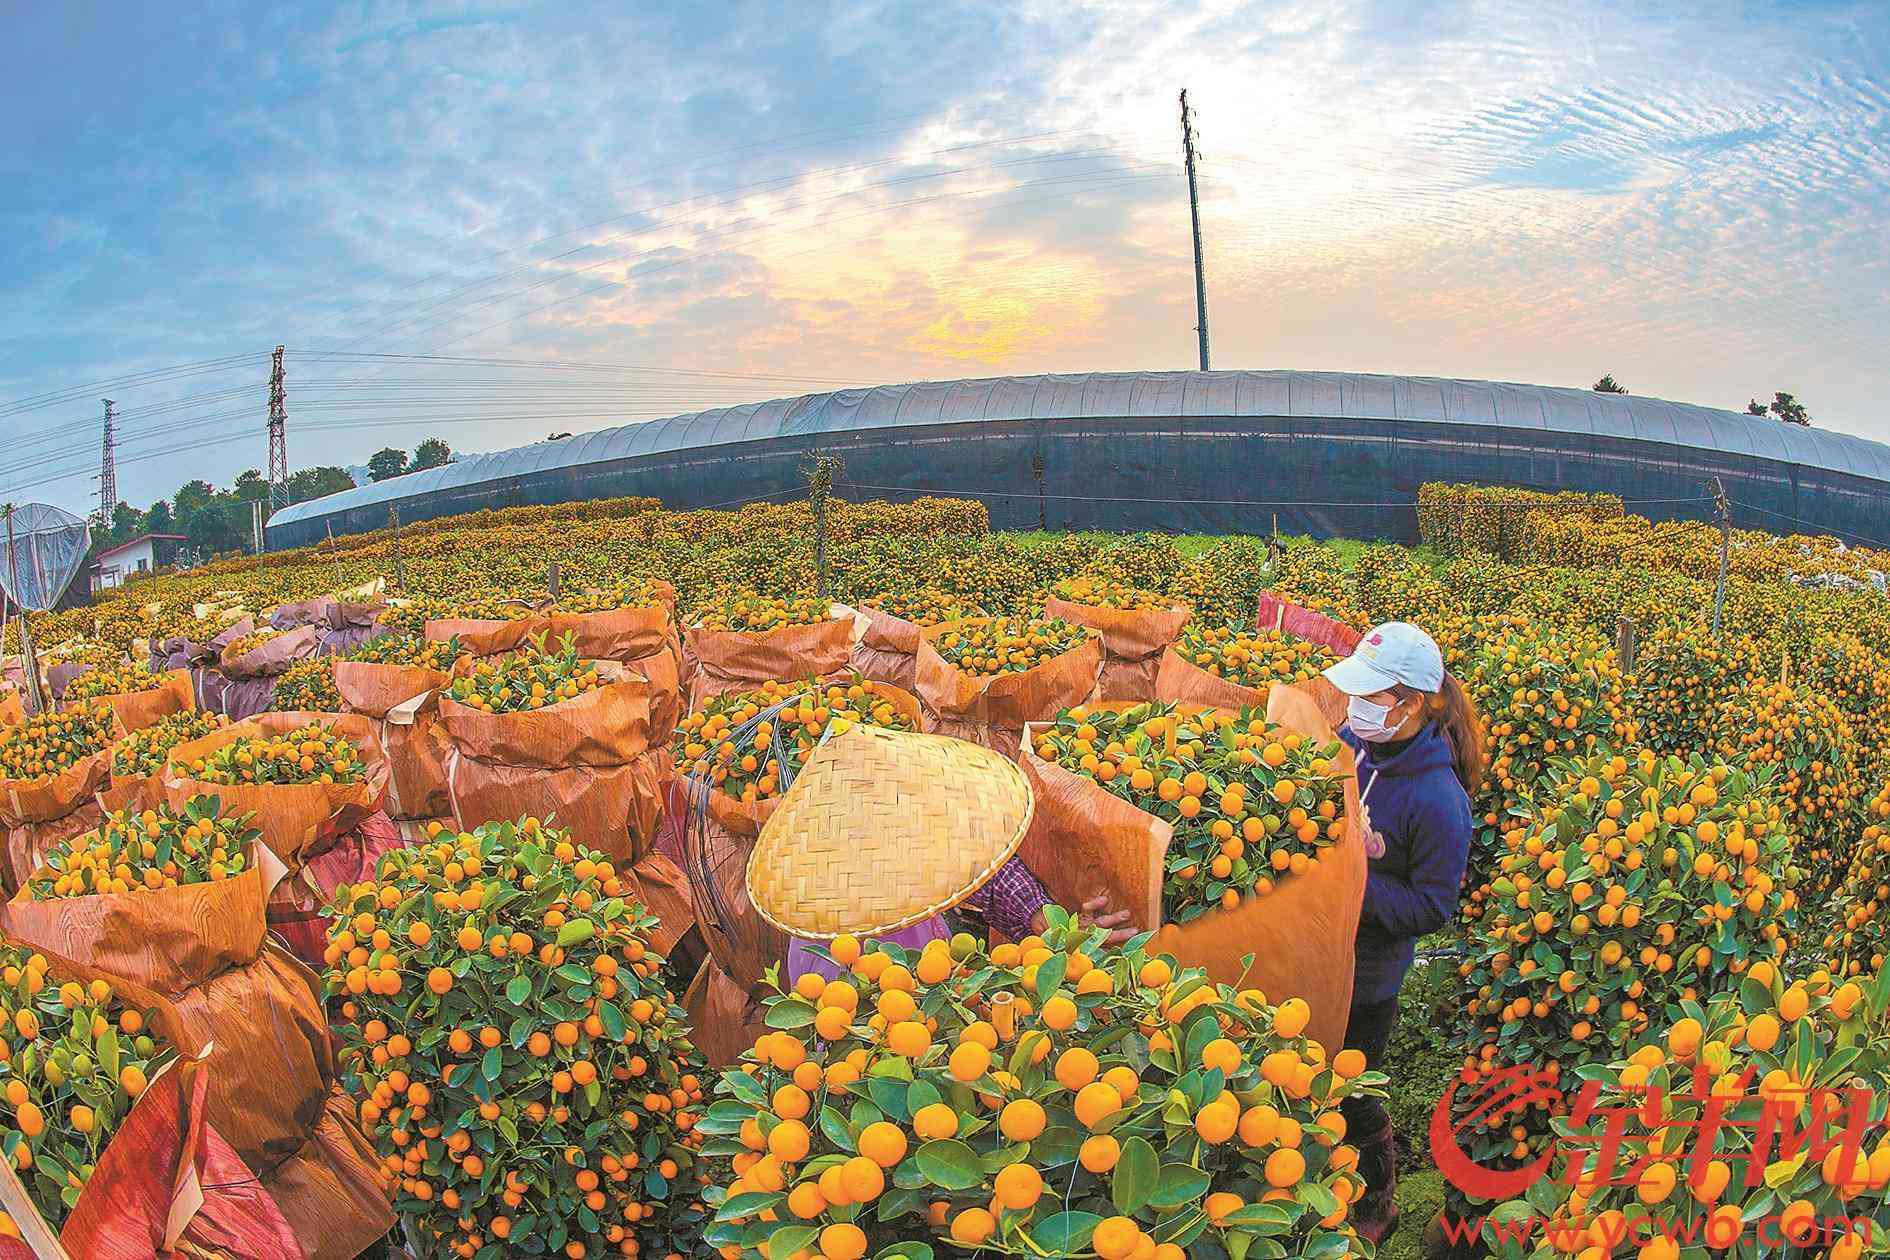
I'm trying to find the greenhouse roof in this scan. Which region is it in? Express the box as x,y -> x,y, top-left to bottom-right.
270,370 -> 1890,526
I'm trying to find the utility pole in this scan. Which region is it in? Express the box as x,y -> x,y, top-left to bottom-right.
1180,89 -> 1211,372
98,398 -> 117,528
267,344 -> 288,522
1710,477 -> 1731,636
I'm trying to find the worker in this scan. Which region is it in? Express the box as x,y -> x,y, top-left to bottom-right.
744,724 -> 1134,990
1320,621 -> 1483,1245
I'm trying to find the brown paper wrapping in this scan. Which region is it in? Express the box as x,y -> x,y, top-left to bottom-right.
843,604 -> 925,692
2,687 -> 25,729
221,624 -> 320,680
256,1086 -> 396,1260
682,618 -> 853,709
334,659 -> 453,819
1044,595 -> 1192,702
0,853 -> 340,1175
97,772 -> 165,817
547,595 -> 684,731
75,668 -> 196,733
683,958 -> 771,1070
1254,593 -> 1366,656
913,621 -> 1105,760
161,713 -> 390,873
1156,646 -> 1351,732
439,675 -> 666,863
424,614 -> 540,659
625,850 -> 696,959
2,742 -> 120,895
1015,684 -> 1365,1054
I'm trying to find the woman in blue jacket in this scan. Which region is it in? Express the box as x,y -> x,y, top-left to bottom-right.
1321,621 -> 1483,1244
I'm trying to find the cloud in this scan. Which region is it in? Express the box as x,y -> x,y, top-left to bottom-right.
1,0 -> 1886,512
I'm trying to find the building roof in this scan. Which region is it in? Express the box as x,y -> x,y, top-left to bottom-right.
94,532 -> 187,562
268,370 -> 1890,527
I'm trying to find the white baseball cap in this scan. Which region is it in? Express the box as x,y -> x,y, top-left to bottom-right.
1323,621 -> 1445,696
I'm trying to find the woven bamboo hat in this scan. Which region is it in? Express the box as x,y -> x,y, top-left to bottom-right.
746,724 -> 1035,940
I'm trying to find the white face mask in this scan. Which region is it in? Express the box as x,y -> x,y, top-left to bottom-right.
1347,695 -> 1405,742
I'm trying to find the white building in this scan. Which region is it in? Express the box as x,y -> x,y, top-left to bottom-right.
92,532 -> 186,590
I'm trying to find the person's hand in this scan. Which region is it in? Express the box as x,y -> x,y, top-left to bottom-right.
1357,801 -> 1386,859
1078,894 -> 1137,947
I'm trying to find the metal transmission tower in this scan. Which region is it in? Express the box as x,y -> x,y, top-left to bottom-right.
266,344 -> 288,519
98,398 -> 117,525
1179,89 -> 1211,371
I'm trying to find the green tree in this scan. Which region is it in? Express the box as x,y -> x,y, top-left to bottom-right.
183,501 -> 245,556
284,466 -> 356,504
1591,374 -> 1629,394
412,437 -> 451,470
1746,400 -> 1769,416
173,479 -> 215,519
146,500 -> 174,532
108,501 -> 143,544
1768,392 -> 1810,426
233,468 -> 270,502
367,448 -> 410,482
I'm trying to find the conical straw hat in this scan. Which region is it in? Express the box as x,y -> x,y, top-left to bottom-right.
746,724 -> 1034,940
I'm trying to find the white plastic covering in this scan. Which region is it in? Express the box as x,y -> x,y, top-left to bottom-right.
268,369 -> 1890,527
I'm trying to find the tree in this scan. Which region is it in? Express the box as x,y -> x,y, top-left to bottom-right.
1746,400 -> 1769,416
284,466 -> 356,504
183,501 -> 244,556
173,479 -> 215,519
1591,375 -> 1629,394
412,437 -> 451,471
1768,392 -> 1810,426
233,468 -> 270,502
367,448 -> 410,482
547,431 -> 574,441
109,501 -> 143,544
146,500 -> 174,532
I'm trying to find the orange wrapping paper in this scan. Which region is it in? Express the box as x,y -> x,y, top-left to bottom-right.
334,659 -> 454,819
913,620 -> 1104,760
2,736 -> 121,895
1043,595 -> 1192,703
682,618 -> 853,709
1015,684 -> 1365,1054
160,712 -> 391,871
683,957 -> 771,1070
440,672 -> 666,863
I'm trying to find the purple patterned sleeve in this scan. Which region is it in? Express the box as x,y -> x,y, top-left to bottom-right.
963,857 -> 1053,941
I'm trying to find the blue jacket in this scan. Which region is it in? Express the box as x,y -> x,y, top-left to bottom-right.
1340,722 -> 1472,1004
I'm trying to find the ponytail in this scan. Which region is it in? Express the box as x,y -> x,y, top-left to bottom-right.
1429,673 -> 1484,796
1394,671 -> 1484,795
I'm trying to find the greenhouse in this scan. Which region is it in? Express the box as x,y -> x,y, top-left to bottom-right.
266,369 -> 1890,548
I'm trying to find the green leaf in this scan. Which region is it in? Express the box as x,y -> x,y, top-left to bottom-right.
820,1105 -> 856,1153
914,1139 -> 982,1190
874,1245 -> 934,1260
1113,1136 -> 1158,1213
766,999 -> 818,1030
482,1046 -> 502,1081
505,975 -> 532,1006
725,1071 -> 766,1107
1149,1163 -> 1211,1209
599,1000 -> 626,1041
96,1028 -> 120,1083
1035,952 -> 1068,1004
1030,1211 -> 1102,1253
765,1224 -> 818,1259
718,1191 -> 785,1220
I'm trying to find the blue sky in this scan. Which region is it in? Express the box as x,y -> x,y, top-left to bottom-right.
3,0 -> 1886,516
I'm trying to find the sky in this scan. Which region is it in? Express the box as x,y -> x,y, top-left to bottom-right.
2,0 -> 1887,517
